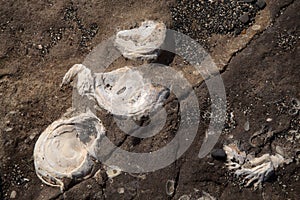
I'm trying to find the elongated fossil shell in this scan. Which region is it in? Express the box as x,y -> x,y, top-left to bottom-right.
61,64 -> 169,118
34,110 -> 105,190
115,20 -> 166,60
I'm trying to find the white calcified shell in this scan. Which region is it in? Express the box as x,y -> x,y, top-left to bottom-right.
61,64 -> 169,118
224,143 -> 286,189
115,20 -> 166,60
223,143 -> 246,170
34,110 -> 105,190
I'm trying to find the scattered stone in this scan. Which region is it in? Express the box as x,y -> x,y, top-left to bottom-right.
244,120 -> 250,131
256,0 -> 266,9
252,24 -> 261,31
37,44 -> 43,50
166,180 -> 175,196
10,190 -> 17,199
117,187 -> 125,194
266,118 -> 273,122
87,184 -> 92,189
29,133 -> 37,140
239,13 -> 250,24
171,0 -> 262,48
5,127 -> 13,132
211,149 -> 227,161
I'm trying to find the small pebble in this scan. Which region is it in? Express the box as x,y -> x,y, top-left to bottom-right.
5,127 -> 13,132
29,134 -> 36,140
266,118 -> 273,122
244,120 -> 250,131
117,187 -> 125,194
10,191 -> 17,199
211,149 -> 227,161
37,44 -> 43,50
239,13 -> 250,24
252,25 -> 261,31
87,184 -> 92,189
256,0 -> 266,9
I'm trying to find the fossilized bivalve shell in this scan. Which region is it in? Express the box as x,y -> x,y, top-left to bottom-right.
34,110 -> 105,190
61,64 -> 169,118
114,20 -> 166,60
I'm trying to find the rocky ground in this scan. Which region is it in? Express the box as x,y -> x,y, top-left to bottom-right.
0,0 -> 299,199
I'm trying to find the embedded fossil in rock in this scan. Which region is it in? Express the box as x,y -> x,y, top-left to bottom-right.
224,143 -> 286,189
34,110 -> 105,191
249,125 -> 274,148
61,64 -> 169,118
105,165 -> 122,179
223,143 -> 246,170
235,153 -> 284,189
114,20 -> 166,60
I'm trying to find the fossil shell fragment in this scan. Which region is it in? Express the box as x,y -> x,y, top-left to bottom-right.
115,20 -> 166,60
105,165 -> 122,179
61,64 -> 169,118
223,143 -> 246,170
223,143 -> 286,189
34,111 -> 105,190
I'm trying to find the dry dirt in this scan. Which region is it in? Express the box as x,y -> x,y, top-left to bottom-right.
0,0 -> 299,199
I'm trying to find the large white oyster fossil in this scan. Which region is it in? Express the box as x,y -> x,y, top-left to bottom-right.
61,64 -> 169,118
114,20 -> 166,60
224,143 -> 286,189
34,110 -> 105,190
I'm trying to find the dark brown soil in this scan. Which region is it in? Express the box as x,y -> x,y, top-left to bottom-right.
0,0 -> 299,199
